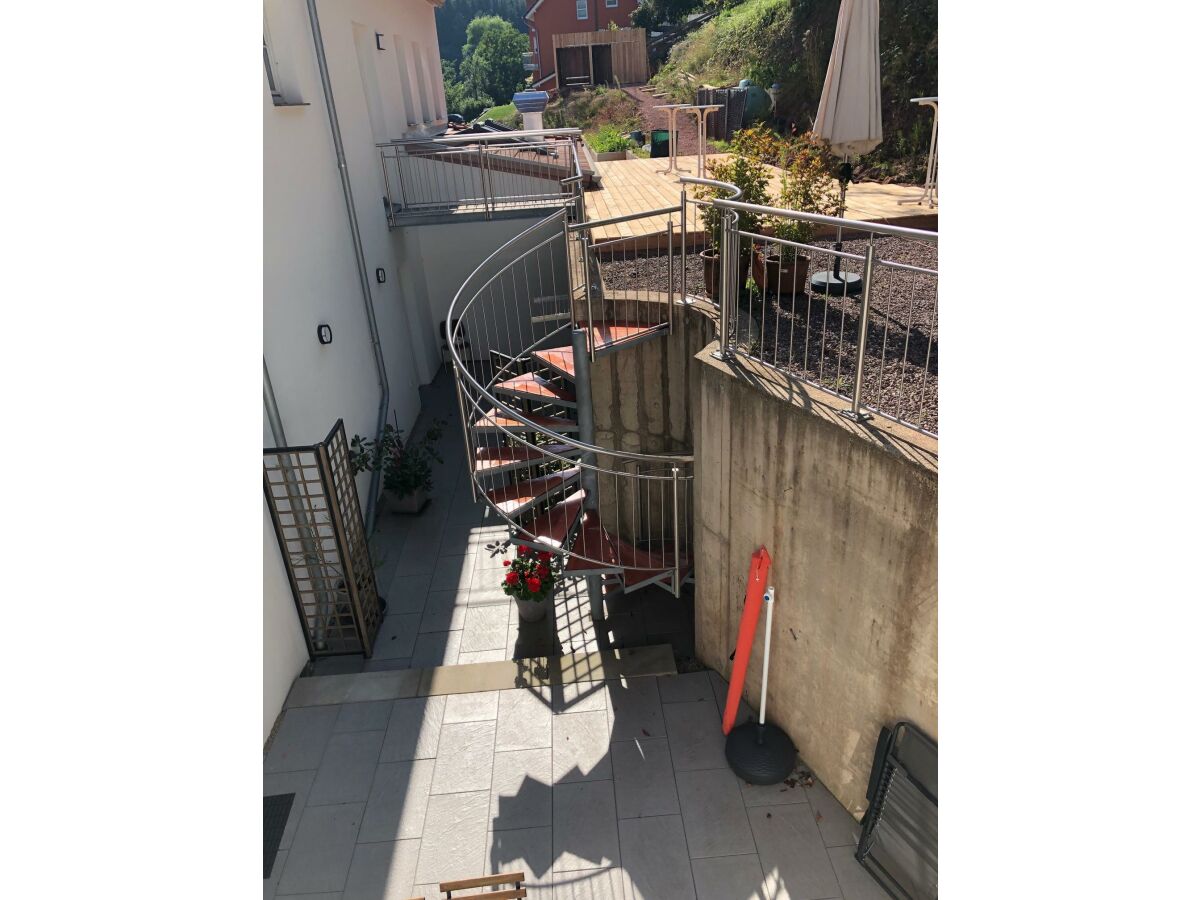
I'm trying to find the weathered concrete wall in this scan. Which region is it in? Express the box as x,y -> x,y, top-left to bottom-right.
589,297 -> 715,543
693,350 -> 937,819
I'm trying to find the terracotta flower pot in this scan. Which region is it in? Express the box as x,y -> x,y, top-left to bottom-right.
701,248 -> 752,299
752,251 -> 810,297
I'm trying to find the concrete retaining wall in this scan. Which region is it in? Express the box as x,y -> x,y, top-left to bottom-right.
692,350 -> 938,819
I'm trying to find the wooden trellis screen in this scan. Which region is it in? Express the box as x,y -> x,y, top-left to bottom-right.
264,420 -> 383,658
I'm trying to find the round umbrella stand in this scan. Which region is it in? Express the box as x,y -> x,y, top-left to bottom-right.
810,269 -> 863,296
724,586 -> 796,785
726,720 -> 796,784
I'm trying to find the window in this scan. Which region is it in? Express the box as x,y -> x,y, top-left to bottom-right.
606,0 -> 618,6
576,0 -> 588,20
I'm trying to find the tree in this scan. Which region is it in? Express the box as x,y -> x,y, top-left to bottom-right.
442,57 -> 494,120
459,16 -> 527,104
436,0 -> 525,63
632,0 -> 705,30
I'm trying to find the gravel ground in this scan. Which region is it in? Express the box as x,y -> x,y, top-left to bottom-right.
598,235 -> 938,434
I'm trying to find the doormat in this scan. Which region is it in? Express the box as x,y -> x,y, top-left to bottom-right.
263,793 -> 295,879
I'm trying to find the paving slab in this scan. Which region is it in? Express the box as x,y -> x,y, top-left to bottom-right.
265,706 -> 340,773
344,669 -> 422,703
606,676 -> 665,741
383,572 -> 434,614
264,848 -> 286,900
457,649 -> 509,664
491,748 -> 553,831
357,758 -> 435,843
663,699 -> 726,772
411,629 -> 463,667
741,773 -> 810,808
430,720 -> 497,794
552,711 -> 613,783
333,701 -> 393,734
309,730 -> 385,806
461,604 -> 510,652
552,781 -> 621,872
443,690 -> 499,724
690,854 -> 769,900
430,554 -> 477,592
657,672 -> 713,704
342,839 -> 421,900
276,802 -> 363,895
827,845 -> 887,900
379,695 -> 445,763
418,590 -> 470,633
675,768 -> 756,859
611,738 -> 679,820
414,790 -> 490,884
747,804 -> 841,900
549,681 -> 608,714
285,674 -> 357,708
552,868 -> 624,900
805,778 -> 862,848
618,814 -> 696,900
496,687 -> 553,751
486,826 -> 554,896
262,770 -> 317,850
373,613 -> 421,659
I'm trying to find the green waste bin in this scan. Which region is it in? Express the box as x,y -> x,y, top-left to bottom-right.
650,129 -> 673,159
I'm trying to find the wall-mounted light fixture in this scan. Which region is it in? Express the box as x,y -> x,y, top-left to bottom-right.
375,267 -> 386,283
317,324 -> 333,345
375,32 -> 385,51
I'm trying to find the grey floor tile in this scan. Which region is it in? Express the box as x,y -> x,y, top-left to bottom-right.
461,604 -> 510,651
396,534 -> 444,576
553,711 -> 613,783
475,545 -> 513,570
690,854 -> 768,900
675,768 -> 756,859
276,802 -> 363,895
430,553 -> 477,592
430,720 -> 497,794
747,804 -> 841,900
657,672 -> 714,705
618,815 -> 696,900
384,573 -> 433,615
380,695 -> 445,763
827,845 -> 887,900
552,868 -> 624,900
487,826 -> 554,893
496,687 -> 553,751
443,690 -> 499,724
309,730 -> 385,806
606,677 -> 665,741
265,706 -> 340,774
362,657 -> 413,673
550,681 -> 608,715
308,656 -> 367,677
344,669 -> 421,702
458,649 -> 509,664
805,779 -> 861,848
663,699 -> 726,772
553,781 -> 621,872
611,738 -> 679,820
414,790 -> 490,884
358,758 -> 435,843
491,748 -> 553,831
334,701 -> 392,734
265,848 -> 286,900
741,774 -> 809,808
263,770 -> 316,850
411,629 -> 462,667
286,674 -> 356,708
373,613 -> 421,660
419,590 -> 469,633
342,839 -> 421,900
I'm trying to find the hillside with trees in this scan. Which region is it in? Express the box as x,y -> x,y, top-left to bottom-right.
441,14 -> 528,120
436,0 -> 526,62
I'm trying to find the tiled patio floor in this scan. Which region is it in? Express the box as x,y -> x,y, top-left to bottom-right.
305,372 -> 695,679
265,668 -> 885,900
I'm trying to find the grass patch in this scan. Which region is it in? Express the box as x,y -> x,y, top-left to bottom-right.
475,102 -> 520,127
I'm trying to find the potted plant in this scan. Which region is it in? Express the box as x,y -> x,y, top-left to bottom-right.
350,418 -> 445,515
698,151 -> 770,299
752,138 -> 840,298
502,545 -> 557,622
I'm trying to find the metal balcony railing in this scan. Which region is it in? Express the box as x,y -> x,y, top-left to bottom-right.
377,128 -> 585,225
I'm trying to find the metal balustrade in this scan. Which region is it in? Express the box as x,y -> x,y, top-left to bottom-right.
377,128 -> 585,225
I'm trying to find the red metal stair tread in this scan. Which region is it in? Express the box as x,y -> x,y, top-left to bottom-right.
565,517 -> 620,570
531,349 -> 575,378
516,489 -> 587,550
493,372 -> 576,404
588,321 -> 667,350
472,410 -> 579,432
483,467 -> 580,515
473,444 -> 576,473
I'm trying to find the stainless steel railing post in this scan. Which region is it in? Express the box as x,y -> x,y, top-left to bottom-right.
844,242 -> 876,423
671,466 -> 681,598
667,219 -> 675,334
679,189 -> 688,302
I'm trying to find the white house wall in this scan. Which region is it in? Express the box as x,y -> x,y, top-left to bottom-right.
263,495 -> 308,743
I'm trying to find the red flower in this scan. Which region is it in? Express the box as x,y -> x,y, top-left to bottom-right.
537,563 -> 550,578
505,571 -> 519,586
503,559 -> 511,567
516,545 -> 527,558
538,551 -> 552,563
526,576 -> 542,593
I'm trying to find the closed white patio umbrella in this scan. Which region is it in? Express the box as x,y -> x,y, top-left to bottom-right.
810,0 -> 882,296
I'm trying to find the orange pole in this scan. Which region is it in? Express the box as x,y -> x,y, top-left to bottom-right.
722,546 -> 772,735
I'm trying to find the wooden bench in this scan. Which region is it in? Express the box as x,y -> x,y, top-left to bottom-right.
435,871 -> 527,899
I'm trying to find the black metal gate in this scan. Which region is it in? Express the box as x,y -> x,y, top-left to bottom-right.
695,87 -> 748,142
857,721 -> 938,899
264,420 -> 383,657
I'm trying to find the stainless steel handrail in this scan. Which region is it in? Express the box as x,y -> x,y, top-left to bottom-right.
712,197 -> 938,243
376,127 -> 583,148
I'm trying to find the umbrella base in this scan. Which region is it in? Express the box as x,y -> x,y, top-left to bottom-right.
810,270 -> 863,296
725,721 -> 796,785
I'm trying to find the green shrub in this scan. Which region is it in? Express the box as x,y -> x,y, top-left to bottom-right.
585,125 -> 634,154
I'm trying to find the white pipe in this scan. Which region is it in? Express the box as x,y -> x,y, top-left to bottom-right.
759,586 -> 775,726
306,0 -> 389,533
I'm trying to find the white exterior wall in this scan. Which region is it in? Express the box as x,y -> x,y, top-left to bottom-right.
263,0 -> 448,738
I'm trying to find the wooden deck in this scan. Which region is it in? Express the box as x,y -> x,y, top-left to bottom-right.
583,155 -> 935,244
